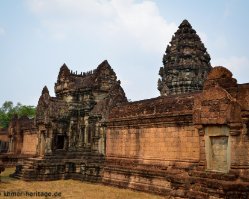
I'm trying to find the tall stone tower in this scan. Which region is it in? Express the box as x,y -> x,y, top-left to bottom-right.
158,20 -> 212,96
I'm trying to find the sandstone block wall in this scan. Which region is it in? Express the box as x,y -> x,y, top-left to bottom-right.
21,132 -> 38,155
107,126 -> 200,166
230,133 -> 249,168
0,134 -> 8,142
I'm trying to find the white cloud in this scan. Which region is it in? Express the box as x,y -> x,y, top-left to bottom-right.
25,0 -> 177,53
212,56 -> 249,83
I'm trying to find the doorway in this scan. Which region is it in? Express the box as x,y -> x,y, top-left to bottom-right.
55,135 -> 65,150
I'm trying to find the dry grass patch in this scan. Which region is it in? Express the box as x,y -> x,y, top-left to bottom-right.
0,168 -> 166,199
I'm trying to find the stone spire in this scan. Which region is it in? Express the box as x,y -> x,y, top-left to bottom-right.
58,63 -> 70,81
158,19 -> 212,96
42,86 -> 49,95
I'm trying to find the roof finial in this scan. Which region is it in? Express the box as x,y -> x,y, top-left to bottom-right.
58,63 -> 70,79
179,19 -> 192,28
42,86 -> 49,95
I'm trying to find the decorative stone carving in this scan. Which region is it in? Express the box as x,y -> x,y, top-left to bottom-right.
14,60 -> 127,182
158,19 -> 212,96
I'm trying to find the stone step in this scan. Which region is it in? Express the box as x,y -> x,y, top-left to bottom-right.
22,163 -> 35,167
188,170 -> 238,181
11,173 -> 22,179
190,183 -> 225,197
187,190 -> 209,199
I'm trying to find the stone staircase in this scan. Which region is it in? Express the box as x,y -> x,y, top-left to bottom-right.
10,151 -> 105,182
11,157 -> 43,180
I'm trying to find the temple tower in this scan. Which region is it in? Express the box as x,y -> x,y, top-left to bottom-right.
158,19 -> 212,96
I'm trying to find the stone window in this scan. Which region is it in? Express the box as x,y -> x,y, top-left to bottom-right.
205,126 -> 230,173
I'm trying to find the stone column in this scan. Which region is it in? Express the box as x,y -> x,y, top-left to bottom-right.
46,137 -> 52,154
78,124 -> 83,149
45,128 -> 52,154
39,131 -> 46,157
98,126 -> 106,155
8,137 -> 13,153
84,125 -> 89,145
68,121 -> 74,150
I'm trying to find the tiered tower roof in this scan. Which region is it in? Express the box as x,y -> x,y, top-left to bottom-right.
158,19 -> 212,96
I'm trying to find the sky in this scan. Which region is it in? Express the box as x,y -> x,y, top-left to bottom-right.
0,0 -> 249,106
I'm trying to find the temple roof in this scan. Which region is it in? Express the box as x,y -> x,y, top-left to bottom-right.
158,19 -> 212,96
55,60 -> 121,96
58,63 -> 70,80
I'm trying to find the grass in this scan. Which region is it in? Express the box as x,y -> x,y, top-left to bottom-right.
0,168 -> 166,199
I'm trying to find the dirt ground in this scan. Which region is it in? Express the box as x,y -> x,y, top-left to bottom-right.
0,168 -> 166,199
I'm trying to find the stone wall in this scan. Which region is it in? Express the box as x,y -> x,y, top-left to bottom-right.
0,128 -> 8,142
21,132 -> 38,155
103,67 -> 249,198
106,126 -> 199,166
0,128 -> 9,153
103,95 -> 200,196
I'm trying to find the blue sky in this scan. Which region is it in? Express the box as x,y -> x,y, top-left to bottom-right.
0,0 -> 249,106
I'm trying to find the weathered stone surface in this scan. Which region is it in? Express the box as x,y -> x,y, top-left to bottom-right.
8,115 -> 37,155
13,60 -> 127,182
0,128 -> 8,153
7,19 -> 249,198
103,23 -> 249,198
158,20 -> 212,96
0,159 -> 4,175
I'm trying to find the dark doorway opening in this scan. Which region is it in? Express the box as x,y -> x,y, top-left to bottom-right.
56,135 -> 65,149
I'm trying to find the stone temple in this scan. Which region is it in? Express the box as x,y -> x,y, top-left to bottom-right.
2,20 -> 249,198
158,19 -> 212,95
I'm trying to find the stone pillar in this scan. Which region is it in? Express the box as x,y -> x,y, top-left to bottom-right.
45,128 -> 52,154
84,125 -> 89,147
39,131 -> 46,157
197,126 -> 206,169
45,138 -> 52,154
8,137 -> 13,153
68,121 -> 74,150
98,126 -> 106,155
78,125 -> 83,149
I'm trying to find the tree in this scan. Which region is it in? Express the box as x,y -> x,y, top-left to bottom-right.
0,101 -> 36,128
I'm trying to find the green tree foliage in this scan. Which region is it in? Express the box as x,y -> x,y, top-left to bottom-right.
0,101 -> 36,128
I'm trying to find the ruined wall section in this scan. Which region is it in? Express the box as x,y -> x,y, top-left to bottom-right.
230,84 -> 249,174
104,94 -> 201,195
8,115 -> 37,156
0,128 -> 9,153
104,66 -> 249,198
21,131 -> 38,155
194,66 -> 249,176
107,95 -> 199,167
106,126 -> 199,166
